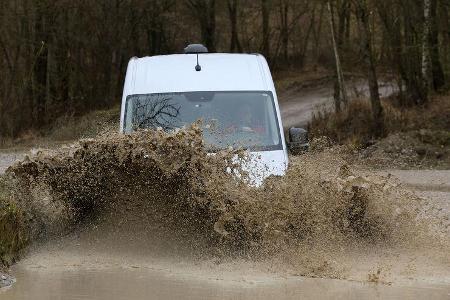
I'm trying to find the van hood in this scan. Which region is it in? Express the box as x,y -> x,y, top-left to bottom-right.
234,150 -> 288,186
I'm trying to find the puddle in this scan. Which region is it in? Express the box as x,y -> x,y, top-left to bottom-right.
2,266 -> 449,300
2,128 -> 449,299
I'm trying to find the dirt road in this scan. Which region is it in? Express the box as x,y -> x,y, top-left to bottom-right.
279,80 -> 397,129
375,170 -> 450,220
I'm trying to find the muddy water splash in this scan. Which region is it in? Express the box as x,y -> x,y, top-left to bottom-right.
5,126 -> 449,282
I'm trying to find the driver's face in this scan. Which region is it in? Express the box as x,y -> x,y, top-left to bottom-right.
240,106 -> 252,123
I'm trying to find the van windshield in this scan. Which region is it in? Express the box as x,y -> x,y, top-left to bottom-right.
124,91 -> 282,151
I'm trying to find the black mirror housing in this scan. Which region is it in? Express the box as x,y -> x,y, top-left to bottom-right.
288,127 -> 309,154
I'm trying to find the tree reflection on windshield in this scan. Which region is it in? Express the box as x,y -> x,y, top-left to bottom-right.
132,94 -> 181,130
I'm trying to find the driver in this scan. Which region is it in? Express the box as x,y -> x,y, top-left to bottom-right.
232,103 -> 266,134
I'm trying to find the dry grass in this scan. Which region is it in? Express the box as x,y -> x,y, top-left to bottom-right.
0,106 -> 120,149
309,93 -> 450,148
273,66 -> 333,93
46,105 -> 120,141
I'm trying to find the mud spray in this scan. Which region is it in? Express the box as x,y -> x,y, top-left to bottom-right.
4,125 -> 450,284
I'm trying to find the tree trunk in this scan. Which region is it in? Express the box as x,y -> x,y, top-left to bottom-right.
403,1 -> 427,105
280,0 -> 289,61
227,0 -> 242,52
312,3 -> 325,64
376,1 -> 426,106
422,0 -> 432,93
205,0 -> 216,52
429,0 -> 445,90
186,0 -> 216,52
261,0 -> 271,58
33,3 -> 49,128
327,1 -> 347,112
334,0 -> 350,112
439,0 -> 449,82
356,0 -> 384,137
298,5 -> 316,66
337,0 -> 349,52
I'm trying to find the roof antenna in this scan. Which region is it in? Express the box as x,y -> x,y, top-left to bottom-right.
183,44 -> 207,71
195,54 -> 201,71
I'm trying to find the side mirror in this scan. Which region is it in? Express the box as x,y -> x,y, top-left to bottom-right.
288,127 -> 309,154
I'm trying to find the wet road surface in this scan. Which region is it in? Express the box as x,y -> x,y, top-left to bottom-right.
2,266 -> 449,300
1,168 -> 448,300
1,83 -> 449,299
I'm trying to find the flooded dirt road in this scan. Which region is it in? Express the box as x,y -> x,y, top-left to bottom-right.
1,86 -> 448,300
2,224 -> 450,299
3,265 -> 450,299
1,155 -> 449,299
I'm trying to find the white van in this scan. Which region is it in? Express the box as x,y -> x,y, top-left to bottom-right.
120,44 -> 307,184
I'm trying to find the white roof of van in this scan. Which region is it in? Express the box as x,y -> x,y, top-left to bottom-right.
128,53 -> 272,94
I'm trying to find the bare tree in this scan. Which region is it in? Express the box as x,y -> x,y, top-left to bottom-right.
328,0 -> 348,112
186,0 -> 217,52
422,0 -> 432,93
279,0 -> 289,61
261,0 -> 271,58
1,0 -> 449,140
421,0 -> 446,92
311,2 -> 325,64
439,0 -> 450,84
227,0 -> 242,52
428,0 -> 446,90
298,2 -> 317,66
354,0 -> 384,136
376,0 -> 427,105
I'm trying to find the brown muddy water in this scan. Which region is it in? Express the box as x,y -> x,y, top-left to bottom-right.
1,128 -> 450,299
3,267 -> 450,299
